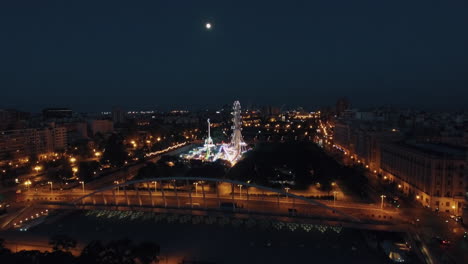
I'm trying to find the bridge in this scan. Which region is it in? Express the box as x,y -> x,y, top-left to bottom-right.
18,177 -> 403,228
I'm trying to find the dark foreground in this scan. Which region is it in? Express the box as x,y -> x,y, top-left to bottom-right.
3,210 -> 421,264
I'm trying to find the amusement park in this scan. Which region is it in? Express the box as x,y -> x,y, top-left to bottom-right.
180,101 -> 249,165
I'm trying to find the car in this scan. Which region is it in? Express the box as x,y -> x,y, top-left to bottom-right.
386,196 -> 401,208
433,236 -> 451,247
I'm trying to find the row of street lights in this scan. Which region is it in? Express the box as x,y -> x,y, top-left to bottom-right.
23,180 -> 85,194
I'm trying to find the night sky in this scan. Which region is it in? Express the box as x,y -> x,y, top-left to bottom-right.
1,0 -> 468,111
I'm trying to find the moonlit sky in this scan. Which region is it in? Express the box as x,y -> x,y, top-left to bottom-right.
1,0 -> 468,112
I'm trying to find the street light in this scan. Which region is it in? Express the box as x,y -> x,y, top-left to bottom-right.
69,157 -> 76,163
24,180 -> 32,191
47,181 -> 53,193
114,180 -> 120,195
380,195 -> 386,210
237,184 -> 243,198
79,181 -> 85,193
333,191 -> 338,207
152,181 -> 157,192
34,166 -> 42,174
193,182 -> 199,196
284,187 -> 290,200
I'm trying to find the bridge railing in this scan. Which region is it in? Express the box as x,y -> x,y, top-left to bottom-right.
68,177 -> 361,222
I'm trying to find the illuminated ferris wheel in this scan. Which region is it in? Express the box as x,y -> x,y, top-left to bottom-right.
229,100 -> 247,159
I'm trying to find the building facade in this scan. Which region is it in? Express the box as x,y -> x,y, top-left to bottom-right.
0,125 -> 67,162
380,142 -> 467,214
90,120 -> 114,136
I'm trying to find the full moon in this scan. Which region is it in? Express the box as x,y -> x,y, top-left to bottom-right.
205,23 -> 212,29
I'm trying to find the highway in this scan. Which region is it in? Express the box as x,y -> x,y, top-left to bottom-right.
14,186 -> 401,227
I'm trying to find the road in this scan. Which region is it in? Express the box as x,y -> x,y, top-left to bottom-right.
13,186 -> 401,227
325,146 -> 468,264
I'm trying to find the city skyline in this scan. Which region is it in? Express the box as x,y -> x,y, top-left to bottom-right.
2,1 -> 468,263
1,0 -> 468,111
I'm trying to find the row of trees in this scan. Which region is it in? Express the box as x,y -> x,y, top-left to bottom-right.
135,156 -> 229,180
0,236 -> 160,264
226,142 -> 333,189
227,142 -> 369,198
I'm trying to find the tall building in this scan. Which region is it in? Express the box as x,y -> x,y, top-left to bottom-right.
53,126 -> 67,150
0,109 -> 30,130
42,108 -> 73,119
62,122 -> 88,143
380,141 -> 467,214
90,120 -> 114,136
112,107 -> 125,124
334,120 -> 402,171
335,97 -> 350,117
0,124 -> 68,161
261,105 -> 280,118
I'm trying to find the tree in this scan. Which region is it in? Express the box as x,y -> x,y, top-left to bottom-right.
101,134 -> 128,167
133,148 -> 146,162
133,242 -> 160,264
99,239 -> 135,264
0,238 -> 11,256
69,139 -> 92,158
93,132 -> 106,150
78,240 -> 104,264
186,160 -> 228,179
78,161 -> 100,182
135,162 -> 159,179
49,234 -> 77,252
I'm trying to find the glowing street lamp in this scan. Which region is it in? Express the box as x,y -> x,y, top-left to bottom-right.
114,180 -> 120,195
193,182 -> 199,195
47,181 -> 53,193
72,167 -> 78,177
333,191 -> 338,207
24,180 -> 32,191
284,187 -> 290,200
380,195 -> 386,210
34,166 -> 42,174
79,181 -> 85,193
69,157 -> 76,163
94,152 -> 102,157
